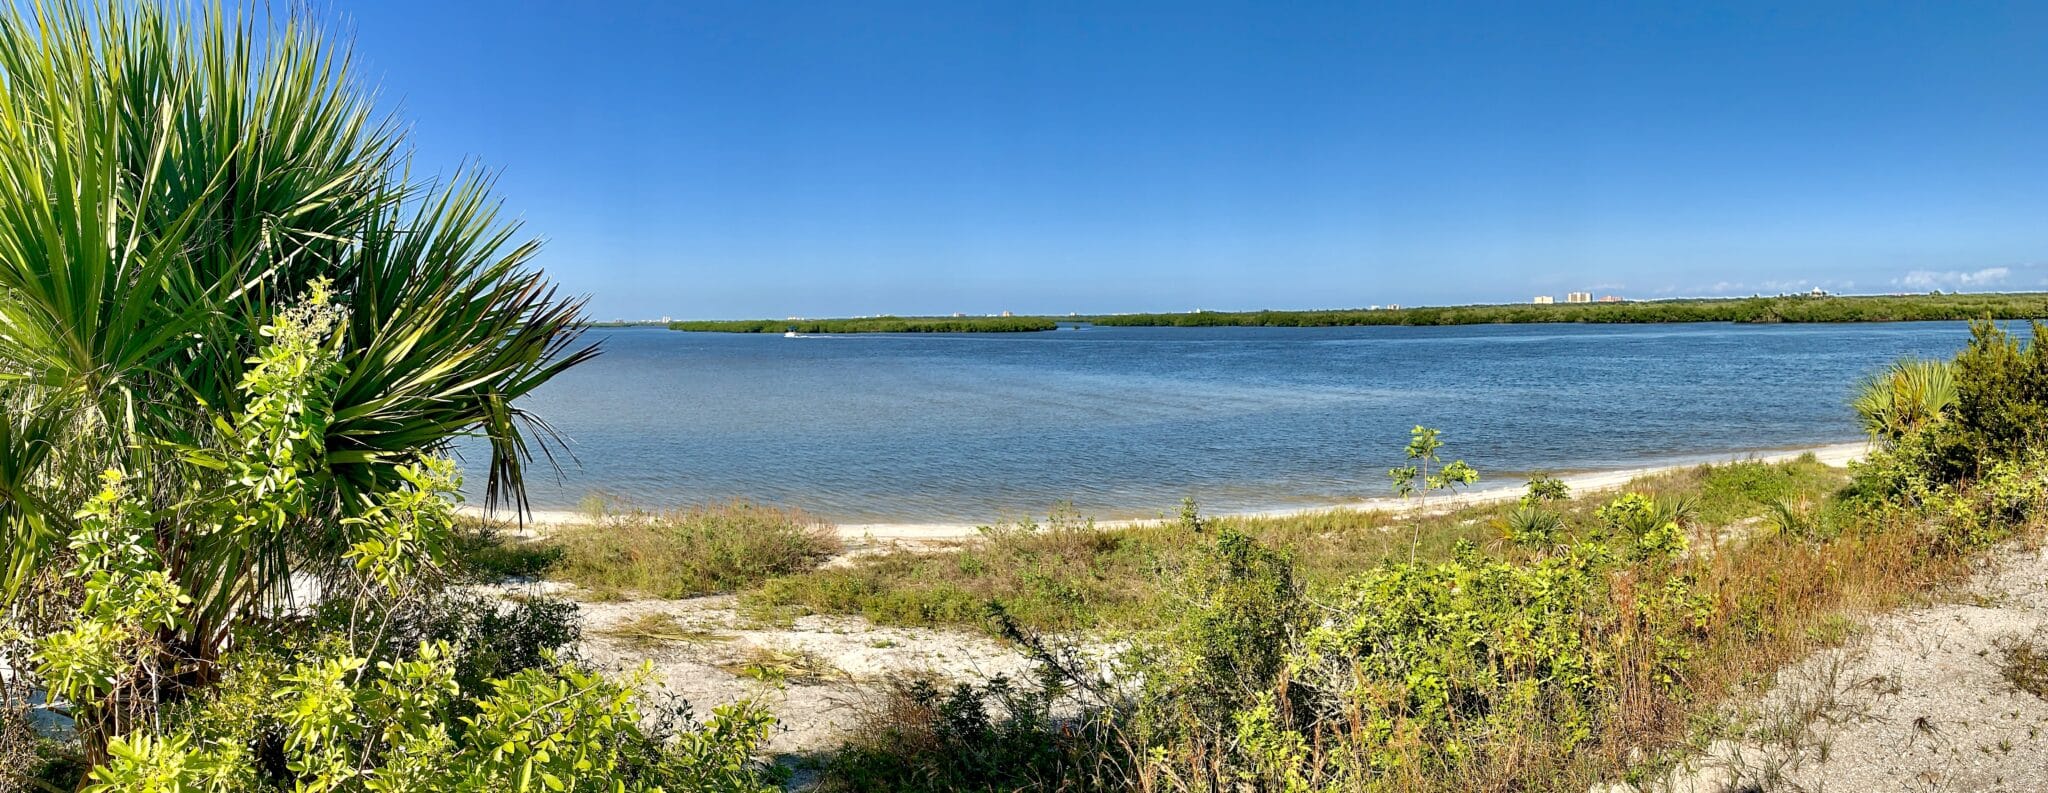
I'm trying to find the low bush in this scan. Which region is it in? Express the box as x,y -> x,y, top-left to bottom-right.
544,502 -> 843,598
99,638 -> 782,793
814,462 -> 2044,792
816,669 -> 1125,792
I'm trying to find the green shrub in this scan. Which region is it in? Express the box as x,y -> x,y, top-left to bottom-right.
1144,531 -> 1303,738
362,591 -> 582,704
452,525 -> 565,581
1521,474 -> 1571,505
1952,321 -> 2048,463
1853,358 -> 1957,442
1501,505 -> 1565,547
816,671 -> 1122,792
545,502 -> 843,598
94,639 -> 782,792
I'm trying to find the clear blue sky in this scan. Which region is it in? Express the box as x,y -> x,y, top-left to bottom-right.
336,1 -> 2048,320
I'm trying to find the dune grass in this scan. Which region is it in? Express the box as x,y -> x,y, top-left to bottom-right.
531,502 -> 843,599
746,455 -> 1851,635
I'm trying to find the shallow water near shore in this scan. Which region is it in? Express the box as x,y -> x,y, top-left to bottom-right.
456,321 -> 1992,523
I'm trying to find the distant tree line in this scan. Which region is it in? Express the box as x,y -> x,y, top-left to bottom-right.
670,316 -> 1060,333
1084,292 -> 2048,327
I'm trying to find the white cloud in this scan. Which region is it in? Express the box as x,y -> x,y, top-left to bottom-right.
1897,267 -> 2010,289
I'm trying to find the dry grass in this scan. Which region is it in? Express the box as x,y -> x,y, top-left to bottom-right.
747,457 -> 1852,635
540,501 -> 842,598
595,612 -> 733,650
1996,636 -> 2048,700
720,645 -> 841,685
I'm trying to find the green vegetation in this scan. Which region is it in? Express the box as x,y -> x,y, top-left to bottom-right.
749,457 -> 1851,636
536,502 -> 844,599
670,315 -> 1059,333
1089,291 -> 2048,327
0,3 -> 779,791
10,3 -> 2048,792
1852,358 -> 1957,440
793,321 -> 2048,792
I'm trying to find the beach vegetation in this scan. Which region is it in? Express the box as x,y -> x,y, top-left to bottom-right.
803,313 -> 2048,793
1853,358 -> 1957,441
1389,425 -> 1479,558
749,458 -> 1849,637
529,502 -> 843,599
0,2 -> 781,790
1521,473 -> 1571,504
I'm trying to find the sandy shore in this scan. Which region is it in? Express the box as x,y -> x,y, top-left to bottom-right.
463,440 -> 1872,543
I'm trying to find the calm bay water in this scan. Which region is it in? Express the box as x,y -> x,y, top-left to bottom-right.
458,322 -> 1983,523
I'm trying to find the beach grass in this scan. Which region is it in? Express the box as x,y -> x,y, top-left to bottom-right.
529,501 -> 844,599
745,455 -> 1851,635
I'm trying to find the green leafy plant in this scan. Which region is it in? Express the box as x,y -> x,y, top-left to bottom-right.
1852,358 -> 1956,443
1389,425 -> 1480,559
0,0 -> 595,675
1521,474 -> 1571,506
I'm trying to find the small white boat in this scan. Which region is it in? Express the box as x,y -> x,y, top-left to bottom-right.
784,329 -> 800,338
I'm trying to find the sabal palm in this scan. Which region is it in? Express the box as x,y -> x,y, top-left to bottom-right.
0,1 -> 593,660
1852,359 -> 1956,443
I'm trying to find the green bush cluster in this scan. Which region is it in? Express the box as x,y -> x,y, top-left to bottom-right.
6,284 -> 784,791
815,499 -> 1716,792
91,636 -> 778,793
1853,321 -> 2048,535
818,669 -> 1123,792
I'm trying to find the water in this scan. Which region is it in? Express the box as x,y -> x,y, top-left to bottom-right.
457,322 -> 1983,524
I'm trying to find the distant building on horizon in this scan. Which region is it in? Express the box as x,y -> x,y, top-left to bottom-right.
1809,287 -> 1829,298
1532,295 -> 1554,304
1599,295 -> 1623,303
1000,310 -> 1014,317
1566,291 -> 1592,303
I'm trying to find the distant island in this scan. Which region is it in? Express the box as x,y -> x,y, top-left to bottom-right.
1090,292 -> 2048,327
664,292 -> 2048,333
669,316 -> 1060,333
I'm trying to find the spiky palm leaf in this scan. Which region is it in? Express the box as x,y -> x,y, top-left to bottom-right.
0,1 -> 592,656
1852,358 -> 1956,443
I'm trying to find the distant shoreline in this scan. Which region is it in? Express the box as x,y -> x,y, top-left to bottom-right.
466,440 -> 1872,542
650,292 -> 2048,333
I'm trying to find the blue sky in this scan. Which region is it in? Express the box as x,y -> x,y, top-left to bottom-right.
336,1 -> 2048,320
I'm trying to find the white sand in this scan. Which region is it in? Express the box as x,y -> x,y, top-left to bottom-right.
462,441 -> 1872,544
1605,541 -> 2048,793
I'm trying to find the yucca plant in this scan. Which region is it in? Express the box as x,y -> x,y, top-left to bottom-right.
1852,358 -> 1956,444
0,0 -> 593,667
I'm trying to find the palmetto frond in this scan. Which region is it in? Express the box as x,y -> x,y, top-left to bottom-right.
0,1 -> 591,645
1852,358 -> 1956,443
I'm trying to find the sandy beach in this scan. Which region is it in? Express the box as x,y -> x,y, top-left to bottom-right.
464,440 -> 1872,543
